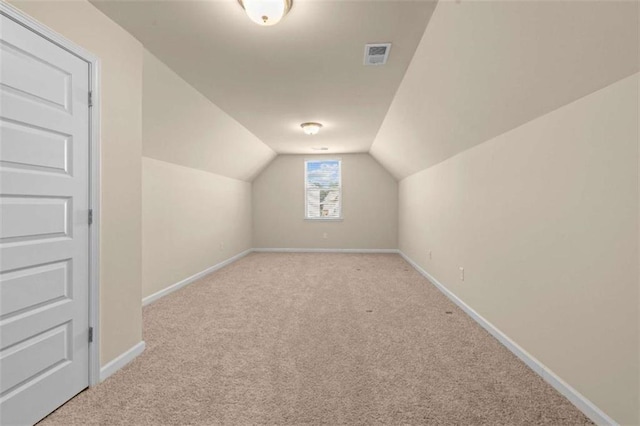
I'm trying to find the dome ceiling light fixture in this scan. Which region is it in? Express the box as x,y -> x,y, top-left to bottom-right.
301,122 -> 323,136
238,0 -> 293,26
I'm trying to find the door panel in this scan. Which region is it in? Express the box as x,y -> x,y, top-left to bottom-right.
0,13 -> 91,426
0,118 -> 71,175
0,259 -> 71,319
0,195 -> 72,242
0,40 -> 71,112
1,322 -> 71,395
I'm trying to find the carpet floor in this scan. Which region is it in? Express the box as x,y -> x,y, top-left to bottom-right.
40,253 -> 591,425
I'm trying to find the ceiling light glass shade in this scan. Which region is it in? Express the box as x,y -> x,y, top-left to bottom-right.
301,122 -> 323,136
238,0 -> 293,26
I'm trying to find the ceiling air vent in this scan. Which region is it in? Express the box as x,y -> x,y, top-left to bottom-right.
364,43 -> 391,66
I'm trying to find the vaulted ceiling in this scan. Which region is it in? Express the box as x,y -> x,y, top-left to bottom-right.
371,0 -> 639,179
91,0 -> 638,180
90,0 -> 437,155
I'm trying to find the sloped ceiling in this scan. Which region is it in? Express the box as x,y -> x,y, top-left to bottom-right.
143,49 -> 275,181
370,0 -> 639,180
90,0 -> 437,155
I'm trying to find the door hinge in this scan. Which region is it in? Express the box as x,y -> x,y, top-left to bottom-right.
88,91 -> 93,108
88,209 -> 93,225
88,327 -> 94,343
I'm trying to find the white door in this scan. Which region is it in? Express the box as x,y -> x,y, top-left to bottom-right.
0,13 -> 91,426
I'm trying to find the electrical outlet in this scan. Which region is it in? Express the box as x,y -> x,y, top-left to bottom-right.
459,267 -> 464,281
428,250 -> 432,260
322,232 -> 328,239
219,242 -> 224,250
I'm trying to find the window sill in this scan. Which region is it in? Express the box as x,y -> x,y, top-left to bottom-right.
304,217 -> 344,222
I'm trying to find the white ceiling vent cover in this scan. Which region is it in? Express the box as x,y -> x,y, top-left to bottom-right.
364,43 -> 391,66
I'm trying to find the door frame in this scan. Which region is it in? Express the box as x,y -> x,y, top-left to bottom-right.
1,1 -> 102,387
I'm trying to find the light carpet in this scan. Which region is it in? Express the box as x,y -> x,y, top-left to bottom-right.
40,253 -> 591,425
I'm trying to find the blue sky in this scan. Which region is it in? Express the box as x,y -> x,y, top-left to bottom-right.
306,160 -> 340,187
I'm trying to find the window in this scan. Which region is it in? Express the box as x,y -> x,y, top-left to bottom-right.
305,159 -> 342,220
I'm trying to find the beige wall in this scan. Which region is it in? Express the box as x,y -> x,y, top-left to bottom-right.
141,50 -> 264,300
142,158 -> 252,298
8,3 -> 275,367
371,1 -> 639,179
399,74 -> 639,425
10,0 -> 144,366
142,50 -> 275,182
253,154 -> 397,249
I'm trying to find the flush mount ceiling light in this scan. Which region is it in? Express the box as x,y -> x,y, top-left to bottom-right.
238,0 -> 293,26
301,122 -> 323,136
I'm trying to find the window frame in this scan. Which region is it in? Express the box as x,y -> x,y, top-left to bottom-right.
304,158 -> 343,221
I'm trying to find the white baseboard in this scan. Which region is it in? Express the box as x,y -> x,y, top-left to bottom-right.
398,251 -> 617,426
252,248 -> 399,253
142,249 -> 253,306
99,341 -> 145,382
135,248 -> 614,424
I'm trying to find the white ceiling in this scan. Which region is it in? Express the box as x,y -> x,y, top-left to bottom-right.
90,0 -> 437,155
371,0 -> 640,179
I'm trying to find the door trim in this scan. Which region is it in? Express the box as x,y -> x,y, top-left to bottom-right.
0,1 -> 102,387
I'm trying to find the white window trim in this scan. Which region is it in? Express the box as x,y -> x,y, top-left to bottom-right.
304,158 -> 343,220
